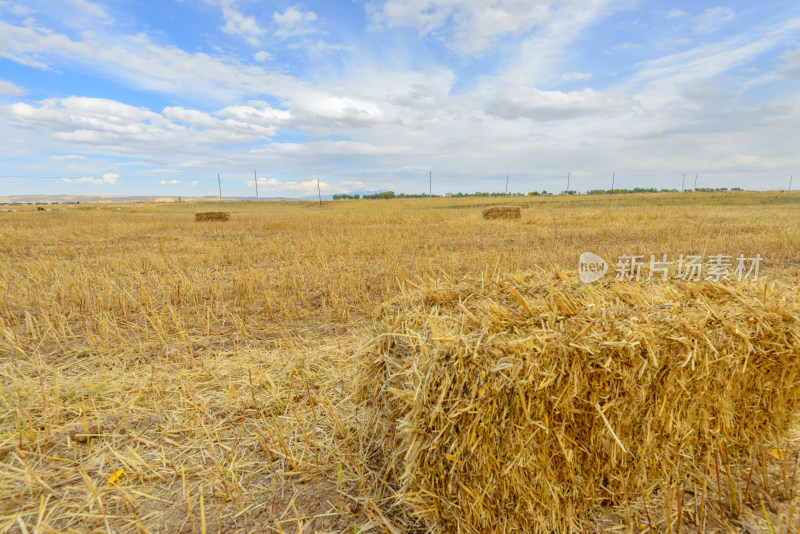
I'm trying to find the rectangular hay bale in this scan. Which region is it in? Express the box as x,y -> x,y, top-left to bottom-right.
482,206 -> 521,219
195,211 -> 231,222
357,274 -> 800,532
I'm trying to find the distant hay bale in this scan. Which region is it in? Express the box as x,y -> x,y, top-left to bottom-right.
195,211 -> 230,222
482,206 -> 520,220
357,274 -> 800,533
37,206 -> 45,211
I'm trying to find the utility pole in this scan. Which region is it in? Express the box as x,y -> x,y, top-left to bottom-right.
611,171 -> 615,193
429,171 -> 432,197
217,173 -> 222,201
790,175 -> 793,191
317,178 -> 322,207
506,175 -> 509,195
567,171 -> 570,193
694,174 -> 698,191
254,170 -> 259,200
682,173 -> 685,192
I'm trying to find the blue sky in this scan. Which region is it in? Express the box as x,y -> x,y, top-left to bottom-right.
1,0 -> 799,198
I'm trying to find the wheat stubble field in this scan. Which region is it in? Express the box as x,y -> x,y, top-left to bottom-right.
1,192 -> 799,533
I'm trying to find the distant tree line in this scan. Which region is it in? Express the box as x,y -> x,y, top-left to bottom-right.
694,187 -> 743,192
332,187 -> 746,200
454,192 -> 527,197
586,187 -> 742,195
587,187 -> 678,195
335,191 -> 529,199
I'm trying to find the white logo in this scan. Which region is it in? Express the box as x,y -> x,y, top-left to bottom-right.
579,252 -> 608,284
578,252 -> 763,283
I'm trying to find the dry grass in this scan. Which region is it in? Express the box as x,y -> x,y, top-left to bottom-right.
1,192 -> 799,533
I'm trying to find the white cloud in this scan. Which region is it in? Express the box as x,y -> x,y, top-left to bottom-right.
256,177 -> 330,195
780,48 -> 800,80
466,0 -> 617,92
339,180 -> 366,191
52,154 -> 86,160
136,168 -> 181,175
293,94 -> 384,127
622,20 -> 800,111
0,79 -> 25,96
162,107 -> 225,129
1,2 -> 34,16
274,6 -> 318,39
255,140 -> 411,157
307,41 -> 354,54
220,0 -> 265,45
486,87 -> 635,121
216,104 -> 291,125
2,97 -> 284,153
254,50 -> 272,62
667,9 -> 687,18
253,177 -> 366,196
160,179 -> 182,185
657,37 -> 691,48
371,0 -> 612,56
190,180 -> 198,186
694,7 -> 734,34
8,97 -> 162,131
562,71 -> 591,81
0,17 -> 415,136
61,172 -> 118,184
679,79 -> 734,105
0,20 -> 306,102
66,0 -> 110,21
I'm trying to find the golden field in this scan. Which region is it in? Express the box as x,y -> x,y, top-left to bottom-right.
1,192 -> 799,533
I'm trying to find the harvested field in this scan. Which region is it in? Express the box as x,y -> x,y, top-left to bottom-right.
195,211 -> 231,222
1,192 -> 799,533
482,205 -> 521,219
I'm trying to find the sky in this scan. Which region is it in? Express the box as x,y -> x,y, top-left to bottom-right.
0,0 -> 799,198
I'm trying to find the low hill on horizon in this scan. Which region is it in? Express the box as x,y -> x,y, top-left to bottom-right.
0,194 -> 298,204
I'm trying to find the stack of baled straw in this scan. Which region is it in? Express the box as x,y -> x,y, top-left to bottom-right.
482,206 -> 521,220
357,273 -> 800,532
195,211 -> 231,222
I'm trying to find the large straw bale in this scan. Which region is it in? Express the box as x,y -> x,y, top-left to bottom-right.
482,206 -> 521,220
358,273 -> 800,532
195,211 -> 231,222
